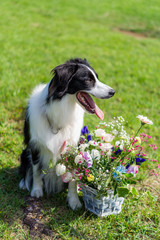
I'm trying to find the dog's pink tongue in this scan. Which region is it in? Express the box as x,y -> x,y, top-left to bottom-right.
95,104 -> 104,121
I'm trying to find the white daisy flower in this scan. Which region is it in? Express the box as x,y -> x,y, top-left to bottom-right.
136,115 -> 153,125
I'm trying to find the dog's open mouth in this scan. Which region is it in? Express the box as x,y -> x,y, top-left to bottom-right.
76,92 -> 104,120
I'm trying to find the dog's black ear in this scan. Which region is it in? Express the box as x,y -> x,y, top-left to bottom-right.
47,63 -> 78,101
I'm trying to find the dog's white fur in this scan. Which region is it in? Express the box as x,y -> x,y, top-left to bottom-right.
24,84 -> 84,209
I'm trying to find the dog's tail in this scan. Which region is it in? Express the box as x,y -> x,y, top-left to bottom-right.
19,148 -> 33,191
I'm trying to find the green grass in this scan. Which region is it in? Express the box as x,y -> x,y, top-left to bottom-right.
0,0 -> 160,239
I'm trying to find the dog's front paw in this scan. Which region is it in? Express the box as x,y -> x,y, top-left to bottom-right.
31,187 -> 43,198
19,178 -> 26,190
67,195 -> 82,210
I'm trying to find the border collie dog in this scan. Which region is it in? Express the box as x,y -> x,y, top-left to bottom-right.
19,58 -> 115,210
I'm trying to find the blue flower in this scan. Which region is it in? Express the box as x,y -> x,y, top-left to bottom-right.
126,161 -> 134,169
136,158 -> 146,165
81,126 -> 89,135
114,149 -> 122,155
126,164 -> 130,169
116,165 -> 127,173
113,165 -> 127,181
87,135 -> 92,141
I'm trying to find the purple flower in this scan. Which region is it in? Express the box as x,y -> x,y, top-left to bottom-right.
81,126 -> 89,135
79,137 -> 85,144
126,163 -> 131,169
136,158 -> 146,165
127,165 -> 139,177
83,152 -> 93,168
87,135 -> 92,141
114,149 -> 122,155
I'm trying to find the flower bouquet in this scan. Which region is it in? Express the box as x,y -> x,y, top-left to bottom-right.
56,115 -> 158,216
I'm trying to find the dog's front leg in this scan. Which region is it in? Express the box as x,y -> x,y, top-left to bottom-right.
67,181 -> 82,210
30,146 -> 43,198
31,163 -> 43,198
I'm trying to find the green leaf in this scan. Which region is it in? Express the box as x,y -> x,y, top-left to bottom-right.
42,169 -> 47,174
131,187 -> 138,196
146,191 -> 157,201
125,173 -> 134,178
127,179 -> 137,184
117,187 -> 129,197
49,159 -> 53,169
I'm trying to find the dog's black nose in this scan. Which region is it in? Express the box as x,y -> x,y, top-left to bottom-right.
109,89 -> 115,96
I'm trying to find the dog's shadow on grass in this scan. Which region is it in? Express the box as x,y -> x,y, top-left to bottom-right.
0,167 -> 92,238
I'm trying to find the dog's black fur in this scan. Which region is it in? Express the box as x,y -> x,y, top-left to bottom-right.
19,58 -> 115,209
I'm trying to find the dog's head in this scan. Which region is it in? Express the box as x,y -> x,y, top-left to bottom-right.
47,58 -> 115,120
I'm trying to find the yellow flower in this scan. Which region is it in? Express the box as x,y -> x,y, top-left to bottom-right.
135,137 -> 141,144
87,174 -> 95,182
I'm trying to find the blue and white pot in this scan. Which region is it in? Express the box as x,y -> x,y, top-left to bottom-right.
81,185 -> 124,217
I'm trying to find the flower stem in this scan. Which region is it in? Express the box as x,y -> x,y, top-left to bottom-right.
134,123 -> 143,138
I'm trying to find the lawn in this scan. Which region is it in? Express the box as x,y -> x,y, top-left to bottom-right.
0,0 -> 160,239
